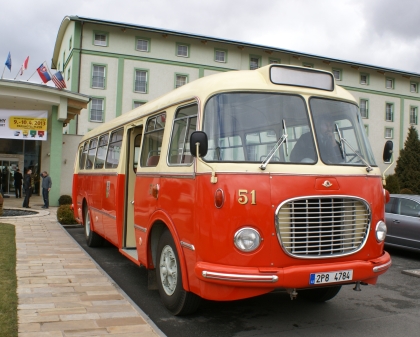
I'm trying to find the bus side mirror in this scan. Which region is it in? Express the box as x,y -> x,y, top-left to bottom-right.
383,140 -> 393,163
190,131 -> 208,158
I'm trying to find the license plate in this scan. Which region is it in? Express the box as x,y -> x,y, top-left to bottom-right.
309,270 -> 353,284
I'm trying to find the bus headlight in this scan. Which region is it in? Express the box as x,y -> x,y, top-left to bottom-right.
234,227 -> 261,252
376,221 -> 387,242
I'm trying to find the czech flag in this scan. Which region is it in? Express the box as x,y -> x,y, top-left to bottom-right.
36,63 -> 51,83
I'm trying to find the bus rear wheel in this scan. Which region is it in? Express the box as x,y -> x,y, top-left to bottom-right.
299,285 -> 342,302
84,206 -> 104,247
156,229 -> 200,315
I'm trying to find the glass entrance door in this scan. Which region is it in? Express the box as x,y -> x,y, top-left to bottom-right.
0,160 -> 18,195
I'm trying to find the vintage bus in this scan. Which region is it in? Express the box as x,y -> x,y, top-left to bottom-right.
73,65 -> 392,315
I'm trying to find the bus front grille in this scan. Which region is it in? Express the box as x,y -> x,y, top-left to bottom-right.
275,196 -> 371,258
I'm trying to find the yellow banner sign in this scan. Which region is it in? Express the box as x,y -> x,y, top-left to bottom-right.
9,117 -> 47,131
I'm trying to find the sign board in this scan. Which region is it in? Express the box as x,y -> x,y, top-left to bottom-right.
0,110 -> 48,141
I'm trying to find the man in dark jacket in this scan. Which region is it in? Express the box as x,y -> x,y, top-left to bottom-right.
22,168 -> 32,208
14,169 -> 23,198
41,171 -> 52,209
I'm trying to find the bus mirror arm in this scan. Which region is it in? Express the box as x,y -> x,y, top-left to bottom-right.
195,142 -> 218,184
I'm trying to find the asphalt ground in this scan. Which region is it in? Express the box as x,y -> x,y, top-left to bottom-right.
66,226 -> 420,337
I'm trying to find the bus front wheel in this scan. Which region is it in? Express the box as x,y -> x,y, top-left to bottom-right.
84,206 -> 104,247
299,285 -> 342,302
156,229 -> 200,315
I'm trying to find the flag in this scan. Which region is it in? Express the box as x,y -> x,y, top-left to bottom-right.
52,71 -> 66,89
5,52 -> 11,71
36,63 -> 51,83
19,56 -> 29,75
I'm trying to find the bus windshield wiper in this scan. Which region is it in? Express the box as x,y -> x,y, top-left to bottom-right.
260,119 -> 288,170
335,124 -> 372,172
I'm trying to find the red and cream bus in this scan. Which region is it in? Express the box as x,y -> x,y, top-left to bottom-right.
73,65 -> 392,315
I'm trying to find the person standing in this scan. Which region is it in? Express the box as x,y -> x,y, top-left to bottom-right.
14,169 -> 23,198
22,168 -> 32,208
41,171 -> 52,209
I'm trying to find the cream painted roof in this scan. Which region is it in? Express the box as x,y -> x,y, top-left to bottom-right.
81,65 -> 356,142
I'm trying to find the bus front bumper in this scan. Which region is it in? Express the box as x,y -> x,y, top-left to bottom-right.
195,251 -> 391,289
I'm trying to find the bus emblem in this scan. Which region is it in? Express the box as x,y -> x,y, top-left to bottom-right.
322,180 -> 333,188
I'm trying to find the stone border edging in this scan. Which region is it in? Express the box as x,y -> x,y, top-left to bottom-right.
0,207 -> 50,220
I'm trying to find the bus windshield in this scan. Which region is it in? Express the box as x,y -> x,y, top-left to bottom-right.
203,93 -> 315,163
310,98 -> 376,166
202,92 -> 376,167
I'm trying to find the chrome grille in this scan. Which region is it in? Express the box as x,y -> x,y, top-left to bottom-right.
275,196 -> 370,258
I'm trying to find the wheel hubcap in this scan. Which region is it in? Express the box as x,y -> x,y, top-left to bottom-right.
159,245 -> 177,295
85,210 -> 91,236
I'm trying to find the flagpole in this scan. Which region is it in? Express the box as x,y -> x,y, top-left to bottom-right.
1,65 -> 5,79
26,69 -> 38,82
13,68 -> 21,80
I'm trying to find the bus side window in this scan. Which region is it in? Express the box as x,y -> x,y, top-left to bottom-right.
140,113 -> 166,167
95,134 -> 109,169
86,138 -> 98,170
79,142 -> 88,169
105,128 -> 124,169
168,104 -> 197,165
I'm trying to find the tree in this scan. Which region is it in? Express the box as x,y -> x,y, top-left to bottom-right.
385,174 -> 400,194
395,126 -> 420,194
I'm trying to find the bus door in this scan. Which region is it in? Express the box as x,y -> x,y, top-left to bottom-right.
135,113 -> 166,266
124,125 -> 143,250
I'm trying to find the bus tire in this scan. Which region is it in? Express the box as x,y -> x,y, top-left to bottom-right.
84,206 -> 104,247
299,285 -> 342,302
156,229 -> 201,315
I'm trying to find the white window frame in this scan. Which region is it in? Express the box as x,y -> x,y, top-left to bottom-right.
386,78 -> 394,89
215,49 -> 226,63
92,65 -> 106,89
360,99 -> 368,118
332,69 -> 342,81
177,44 -> 189,57
175,74 -> 188,88
410,106 -> 418,125
385,103 -> 394,122
134,69 -> 148,93
90,98 -> 104,123
385,128 -> 393,139
136,38 -> 149,52
360,73 -> 369,85
94,32 -> 108,47
250,56 -> 260,70
410,82 -> 418,93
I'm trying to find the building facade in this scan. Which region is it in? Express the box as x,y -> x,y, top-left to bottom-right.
0,79 -> 89,202
53,16 -> 420,172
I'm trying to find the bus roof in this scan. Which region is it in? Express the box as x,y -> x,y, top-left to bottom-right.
80,65 -> 356,142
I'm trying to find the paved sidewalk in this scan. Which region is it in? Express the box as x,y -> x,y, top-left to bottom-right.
1,195 -> 163,337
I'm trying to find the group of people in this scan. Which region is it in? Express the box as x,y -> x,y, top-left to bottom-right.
14,168 -> 52,209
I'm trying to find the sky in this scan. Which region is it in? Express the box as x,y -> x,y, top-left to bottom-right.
1,0 -> 420,83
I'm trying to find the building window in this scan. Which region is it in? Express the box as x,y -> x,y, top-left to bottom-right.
69,37 -> 72,50
250,56 -> 260,70
92,65 -> 106,89
385,128 -> 393,139
215,49 -> 227,63
385,103 -> 394,122
302,62 -> 314,68
136,38 -> 149,52
410,106 -> 418,125
176,43 -> 189,57
90,98 -> 104,122
134,70 -> 148,93
269,58 -> 280,64
67,68 -> 71,81
332,69 -> 342,81
175,74 -> 188,88
410,82 -> 418,93
360,73 -> 369,85
386,78 -> 394,89
133,101 -> 146,108
360,99 -> 368,118
94,32 -> 108,46
364,124 -> 369,136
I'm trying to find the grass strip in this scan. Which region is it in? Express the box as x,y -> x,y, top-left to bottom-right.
0,223 -> 18,337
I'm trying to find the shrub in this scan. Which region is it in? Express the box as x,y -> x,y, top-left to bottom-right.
57,205 -> 77,224
58,195 -> 72,206
385,174 -> 400,194
0,193 -> 3,216
400,188 -> 414,195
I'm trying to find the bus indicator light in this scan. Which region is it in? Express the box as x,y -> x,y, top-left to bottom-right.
215,189 -> 224,208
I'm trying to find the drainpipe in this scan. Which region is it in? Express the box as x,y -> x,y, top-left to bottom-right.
76,21 -> 84,135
